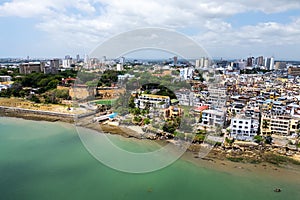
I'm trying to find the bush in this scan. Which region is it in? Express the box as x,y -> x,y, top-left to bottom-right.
254,135 -> 263,143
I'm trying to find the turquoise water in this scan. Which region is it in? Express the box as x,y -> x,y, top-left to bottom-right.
0,117 -> 299,200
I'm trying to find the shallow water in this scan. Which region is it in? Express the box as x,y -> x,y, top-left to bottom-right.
0,117 -> 299,200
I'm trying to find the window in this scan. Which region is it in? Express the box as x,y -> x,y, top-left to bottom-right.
239,121 -> 243,124
239,126 -> 242,129
245,122 -> 249,124
233,125 -> 237,128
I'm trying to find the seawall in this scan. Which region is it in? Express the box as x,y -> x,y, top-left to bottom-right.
0,106 -> 75,123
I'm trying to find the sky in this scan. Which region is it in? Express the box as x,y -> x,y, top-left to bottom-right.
1,0 -> 300,60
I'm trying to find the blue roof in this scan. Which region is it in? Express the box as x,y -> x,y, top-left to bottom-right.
109,113 -> 117,119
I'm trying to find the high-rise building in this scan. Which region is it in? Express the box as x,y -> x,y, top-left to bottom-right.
270,57 -> 274,70
116,64 -> 124,71
173,56 -> 178,66
195,59 -> 201,68
264,57 -> 275,70
196,57 -> 210,68
255,56 -> 264,66
247,57 -> 254,67
44,59 -> 59,74
120,57 -> 125,65
62,59 -> 71,68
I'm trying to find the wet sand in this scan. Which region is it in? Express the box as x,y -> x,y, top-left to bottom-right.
182,149 -> 300,184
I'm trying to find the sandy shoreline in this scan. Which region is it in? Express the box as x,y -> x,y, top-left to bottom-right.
0,106 -> 75,123
2,112 -> 300,183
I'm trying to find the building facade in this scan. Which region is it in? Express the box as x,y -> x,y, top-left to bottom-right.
201,109 -> 225,127
134,94 -> 170,109
230,116 -> 259,141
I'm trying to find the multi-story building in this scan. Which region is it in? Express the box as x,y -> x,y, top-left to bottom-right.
260,114 -> 300,136
175,90 -> 194,106
264,57 -> 274,70
44,59 -> 59,74
134,94 -> 170,109
207,87 -> 227,110
19,62 -> 45,74
164,106 -> 183,120
288,67 -> 300,76
201,109 -> 225,127
180,67 -> 194,80
230,115 -> 259,141
0,76 -> 12,82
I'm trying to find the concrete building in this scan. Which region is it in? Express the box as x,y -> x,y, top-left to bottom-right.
288,67 -> 300,76
134,94 -> 170,109
255,56 -> 264,66
19,62 -> 45,74
275,62 -> 286,70
0,76 -> 12,82
207,87 -> 227,110
201,109 -> 225,127
180,67 -> 194,80
260,114 -> 300,136
117,74 -> 135,81
175,90 -> 194,106
44,59 -> 59,74
164,106 -> 183,120
230,115 -> 259,141
247,57 -> 254,67
62,59 -> 71,68
116,64 -> 124,71
264,57 -> 274,70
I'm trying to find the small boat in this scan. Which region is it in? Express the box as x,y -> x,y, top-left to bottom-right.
274,188 -> 281,192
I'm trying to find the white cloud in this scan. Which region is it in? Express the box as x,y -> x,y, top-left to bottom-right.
1,0 -> 300,58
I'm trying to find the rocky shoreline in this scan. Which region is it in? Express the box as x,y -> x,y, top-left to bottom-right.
1,108 -> 300,169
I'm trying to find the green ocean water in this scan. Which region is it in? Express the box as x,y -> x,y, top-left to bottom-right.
0,117 -> 299,200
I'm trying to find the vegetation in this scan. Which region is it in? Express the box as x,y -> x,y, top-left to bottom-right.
0,70 -> 76,101
254,135 -> 263,143
263,153 -> 300,165
225,137 -> 235,145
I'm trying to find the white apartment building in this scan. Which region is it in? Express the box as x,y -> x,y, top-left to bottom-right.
134,94 -> 170,109
230,116 -> 259,141
201,109 -> 225,127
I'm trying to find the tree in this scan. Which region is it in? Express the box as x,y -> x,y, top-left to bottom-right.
131,107 -> 140,115
29,95 -> 41,103
128,96 -> 135,108
163,121 -> 176,134
144,118 -> 150,125
47,79 -> 59,90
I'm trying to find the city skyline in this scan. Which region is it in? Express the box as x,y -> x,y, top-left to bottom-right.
1,0 -> 300,60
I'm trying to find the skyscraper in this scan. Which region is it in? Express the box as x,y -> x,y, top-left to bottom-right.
264,57 -> 275,70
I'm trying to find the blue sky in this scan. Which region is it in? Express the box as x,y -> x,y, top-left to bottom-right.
1,0 -> 300,60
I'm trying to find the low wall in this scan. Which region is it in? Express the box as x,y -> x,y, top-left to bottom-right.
0,106 -> 75,123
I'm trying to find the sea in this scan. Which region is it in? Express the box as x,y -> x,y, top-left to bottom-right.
0,117 -> 299,200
